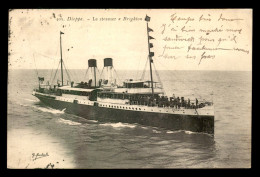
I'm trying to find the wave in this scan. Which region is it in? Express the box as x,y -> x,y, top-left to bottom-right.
166,130 -> 213,136
19,103 -> 30,107
58,118 -> 82,126
166,130 -> 182,134
87,119 -> 98,123
166,130 -> 202,135
32,106 -> 66,114
184,131 -> 195,134
184,130 -> 213,136
152,130 -> 161,134
99,122 -> 136,129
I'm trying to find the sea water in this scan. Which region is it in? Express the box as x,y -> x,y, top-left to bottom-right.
7,69 -> 251,168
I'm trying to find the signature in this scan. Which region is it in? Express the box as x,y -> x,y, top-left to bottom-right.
32,152 -> 49,161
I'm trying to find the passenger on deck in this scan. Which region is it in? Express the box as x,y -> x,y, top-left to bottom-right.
165,96 -> 169,107
200,103 -> 205,108
155,97 -> 159,106
140,96 -> 144,105
170,97 -> 174,108
184,99 -> 187,108
173,98 -> 177,108
177,97 -> 180,109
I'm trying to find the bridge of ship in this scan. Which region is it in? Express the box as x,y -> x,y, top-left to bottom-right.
97,80 -> 164,99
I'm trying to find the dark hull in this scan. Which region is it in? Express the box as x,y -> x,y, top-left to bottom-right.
35,94 -> 214,134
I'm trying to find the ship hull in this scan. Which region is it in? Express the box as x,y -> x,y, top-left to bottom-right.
35,94 -> 214,134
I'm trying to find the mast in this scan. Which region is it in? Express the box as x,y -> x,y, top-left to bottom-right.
60,31 -> 64,86
145,15 -> 154,97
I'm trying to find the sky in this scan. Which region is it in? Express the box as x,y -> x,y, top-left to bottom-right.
8,9 -> 252,71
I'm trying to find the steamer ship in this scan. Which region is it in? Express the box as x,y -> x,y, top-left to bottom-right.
32,15 -> 214,134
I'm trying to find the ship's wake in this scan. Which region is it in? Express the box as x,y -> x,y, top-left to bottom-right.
166,130 -> 183,134
24,98 -> 38,102
32,106 -> 66,114
18,103 -> 30,107
58,118 -> 82,126
152,130 -> 162,134
99,122 -> 136,129
166,130 -> 213,136
87,119 -> 98,123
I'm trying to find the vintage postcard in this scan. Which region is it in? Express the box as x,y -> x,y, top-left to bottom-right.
8,9 -> 252,168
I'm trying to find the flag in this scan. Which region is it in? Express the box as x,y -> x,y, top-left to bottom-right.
60,31 -> 64,35
149,43 -> 153,48
149,36 -> 155,40
148,27 -> 153,32
145,15 -> 150,22
149,52 -> 154,57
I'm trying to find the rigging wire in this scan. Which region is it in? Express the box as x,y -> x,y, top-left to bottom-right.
141,55 -> 149,80
61,52 -> 72,82
152,62 -> 165,95
51,60 -> 61,85
62,54 -> 80,83
62,61 -> 72,83
49,59 -> 56,83
34,52 -> 57,60
154,58 -> 202,98
113,68 -> 122,85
